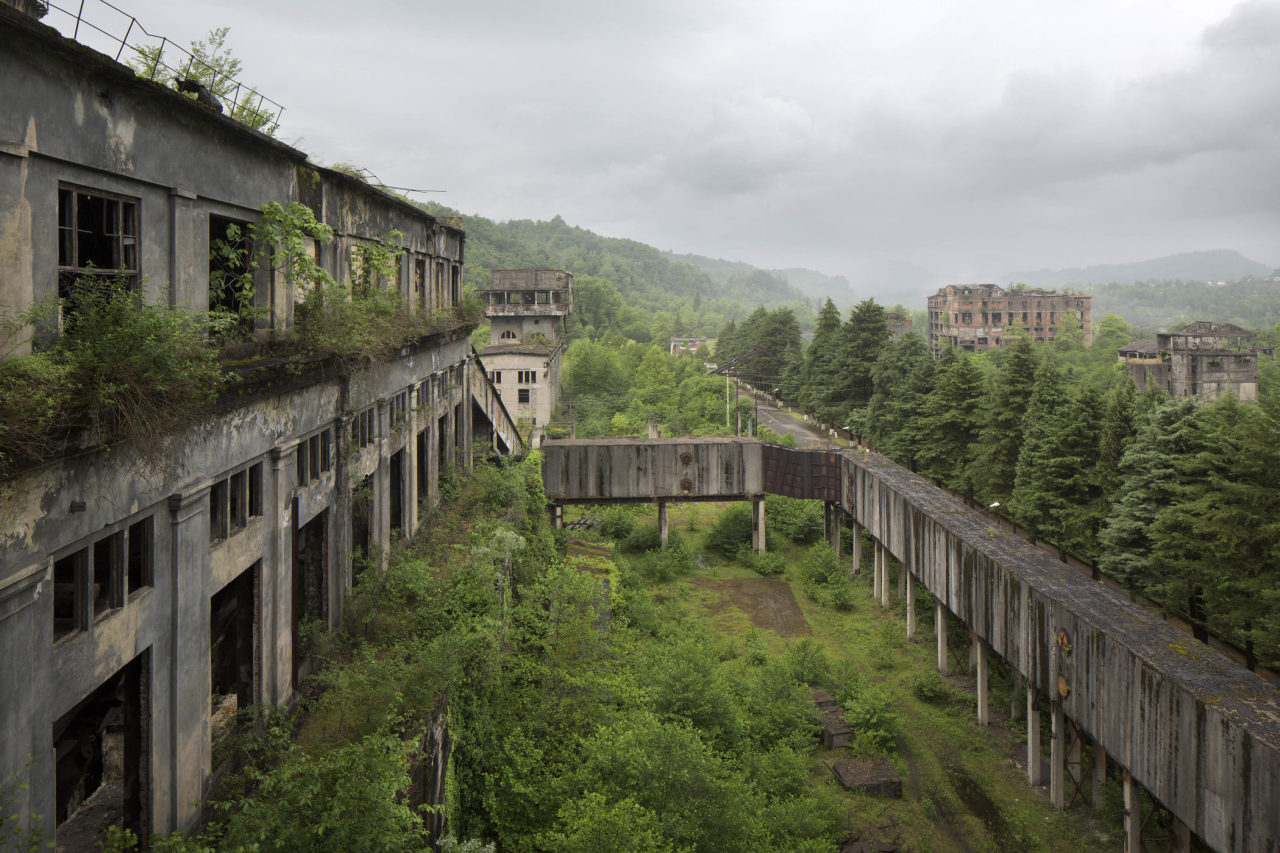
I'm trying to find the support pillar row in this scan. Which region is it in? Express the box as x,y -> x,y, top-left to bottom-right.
976,634 -> 989,726
936,601 -> 948,674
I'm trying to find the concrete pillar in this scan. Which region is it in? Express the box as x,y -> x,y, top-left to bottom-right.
879,547 -> 891,608
851,522 -> 863,576
969,631 -> 979,672
905,575 -> 916,640
374,399 -> 390,570
976,634 -> 989,726
831,509 -> 841,555
1050,701 -> 1065,810
873,546 -> 882,599
752,497 -> 766,553
1123,770 -> 1142,853
936,601 -> 948,674
1092,743 -> 1107,808
1010,671 -> 1024,720
166,488 -> 212,829
552,504 -> 563,530
658,500 -> 668,548
1027,686 -> 1041,786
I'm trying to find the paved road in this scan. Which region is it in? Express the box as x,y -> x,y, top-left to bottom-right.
750,395 -> 835,449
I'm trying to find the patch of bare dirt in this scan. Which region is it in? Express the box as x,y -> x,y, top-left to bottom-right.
695,577 -> 810,636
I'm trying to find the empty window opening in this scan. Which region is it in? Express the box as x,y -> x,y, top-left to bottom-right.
517,389 -> 530,404
126,518 -> 153,595
308,434 -> 320,481
209,214 -> 254,331
210,479 -> 229,542
57,186 -> 139,328
92,533 -> 123,619
350,477 -> 373,582
319,432 -> 331,473
517,370 -> 536,384
247,464 -> 263,518
296,440 -> 308,484
500,330 -> 517,340
450,265 -> 460,307
54,551 -> 86,641
492,371 -> 502,384
210,563 -> 257,757
415,257 -> 427,310
53,652 -> 148,847
417,429 -> 428,504
292,508 -> 329,686
229,470 -> 247,532
438,413 -> 449,470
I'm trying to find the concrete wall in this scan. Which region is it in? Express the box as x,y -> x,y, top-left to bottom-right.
542,438 -> 763,501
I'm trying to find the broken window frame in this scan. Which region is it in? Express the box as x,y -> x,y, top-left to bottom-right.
57,184 -> 141,328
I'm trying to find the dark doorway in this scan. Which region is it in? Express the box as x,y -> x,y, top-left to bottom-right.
389,450 -> 404,537
350,475 -> 373,584
53,651 -> 149,850
438,414 -> 449,470
292,508 -> 328,686
416,429 -> 428,509
210,563 -> 257,753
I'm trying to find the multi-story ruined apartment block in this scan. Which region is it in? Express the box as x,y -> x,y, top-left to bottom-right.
1118,321 -> 1275,402
477,269 -> 572,447
0,5 -> 517,845
927,284 -> 1092,352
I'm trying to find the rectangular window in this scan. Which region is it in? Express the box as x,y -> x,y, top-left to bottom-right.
308,434 -> 321,480
53,550 -> 86,641
209,214 -> 253,331
518,388 -> 530,404
229,470 -> 247,531
319,432 -> 331,473
57,186 -> 141,329
492,371 -> 501,385
518,370 -> 536,384
248,463 -> 263,517
92,532 -> 123,618
296,440 -> 308,484
127,517 -> 153,594
210,479 -> 229,542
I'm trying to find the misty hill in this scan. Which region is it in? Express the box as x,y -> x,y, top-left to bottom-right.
1003,249 -> 1274,289
664,251 -> 856,306
1086,279 -> 1280,332
419,205 -> 811,339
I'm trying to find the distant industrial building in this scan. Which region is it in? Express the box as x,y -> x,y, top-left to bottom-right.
1118,321 -> 1274,402
669,337 -> 707,355
478,269 -> 573,447
927,284 -> 1091,352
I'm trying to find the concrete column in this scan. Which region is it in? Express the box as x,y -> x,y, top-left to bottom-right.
166,489 -> 212,829
936,601 -> 948,674
1010,671 -> 1024,720
879,547 -> 891,608
264,446 -> 293,708
752,497 -> 766,553
1092,743 -> 1107,808
905,575 -> 917,640
831,509 -> 841,555
1050,701 -> 1065,809
976,635 -> 989,726
873,545 -> 882,599
552,504 -> 563,530
1027,686 -> 1042,786
658,500 -> 668,548
851,522 -> 863,576
374,400 -> 390,570
1123,770 -> 1141,853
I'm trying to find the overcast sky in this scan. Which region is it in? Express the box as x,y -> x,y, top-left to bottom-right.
55,0 -> 1280,290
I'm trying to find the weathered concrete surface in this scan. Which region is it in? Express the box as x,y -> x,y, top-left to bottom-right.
543,438 -> 1280,853
832,757 -> 903,798
542,437 -> 762,502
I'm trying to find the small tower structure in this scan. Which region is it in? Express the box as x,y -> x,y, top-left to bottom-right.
478,269 -> 573,446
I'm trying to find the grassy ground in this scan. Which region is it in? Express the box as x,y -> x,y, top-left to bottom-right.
577,500 -> 1122,853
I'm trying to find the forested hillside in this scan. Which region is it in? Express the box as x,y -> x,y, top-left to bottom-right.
1085,278 -> 1280,331
420,204 -> 814,342
1004,249 -> 1274,290
663,251 -> 856,308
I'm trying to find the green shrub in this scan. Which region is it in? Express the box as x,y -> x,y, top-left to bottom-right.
782,638 -> 831,685
739,548 -> 785,577
619,523 -> 682,554
627,540 -> 695,582
596,505 -> 638,541
744,629 -> 769,666
704,504 -> 754,559
842,683 -> 899,754
765,495 -> 824,545
795,543 -> 855,610
909,670 -> 949,703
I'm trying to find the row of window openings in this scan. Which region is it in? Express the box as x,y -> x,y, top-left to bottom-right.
53,517 -> 154,641
211,463 -> 265,543
297,431 -> 333,485
487,291 -> 565,305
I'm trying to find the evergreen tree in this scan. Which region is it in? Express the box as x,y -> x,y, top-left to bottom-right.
916,348 -> 986,498
1008,361 -> 1069,544
830,300 -> 891,431
798,298 -> 843,413
865,334 -> 934,469
973,334 -> 1037,503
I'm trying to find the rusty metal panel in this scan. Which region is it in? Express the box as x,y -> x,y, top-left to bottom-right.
761,444 -> 840,501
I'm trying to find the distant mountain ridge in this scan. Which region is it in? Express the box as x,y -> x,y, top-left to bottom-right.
663,251 -> 857,306
1002,249 -> 1274,289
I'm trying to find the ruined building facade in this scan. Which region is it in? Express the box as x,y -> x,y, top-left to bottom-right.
1118,321 -> 1274,402
0,6 -> 516,845
927,284 -> 1092,352
477,269 -> 573,447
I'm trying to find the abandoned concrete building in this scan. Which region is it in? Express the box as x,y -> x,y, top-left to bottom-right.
1118,321 -> 1275,402
477,269 -> 572,447
927,284 -> 1092,352
0,4 -> 518,845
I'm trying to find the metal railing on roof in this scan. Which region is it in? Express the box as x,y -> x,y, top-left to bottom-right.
41,0 -> 285,134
